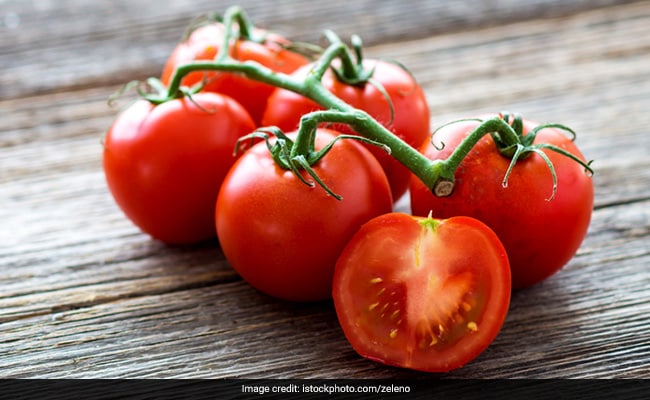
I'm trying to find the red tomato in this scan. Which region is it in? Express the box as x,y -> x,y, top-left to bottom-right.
161,23 -> 309,125
333,212 -> 511,372
410,116 -> 594,289
215,129 -> 393,302
103,92 -> 256,244
261,60 -> 430,200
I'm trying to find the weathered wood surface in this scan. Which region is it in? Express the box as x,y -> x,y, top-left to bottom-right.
1,0 -> 649,378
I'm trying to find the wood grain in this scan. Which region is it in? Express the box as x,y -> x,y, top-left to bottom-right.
1,0 -> 649,378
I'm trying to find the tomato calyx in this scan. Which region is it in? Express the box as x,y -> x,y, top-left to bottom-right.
108,76 -> 206,110
419,212 -> 441,231
324,30 -> 374,86
237,124 -> 390,200
195,8 -> 323,59
322,30 -> 396,126
187,7 -> 266,45
117,6 -> 307,107
434,112 -> 594,200
497,112 -> 594,199
112,7 -> 261,106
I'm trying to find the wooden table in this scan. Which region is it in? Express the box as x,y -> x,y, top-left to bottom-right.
1,0 -> 649,379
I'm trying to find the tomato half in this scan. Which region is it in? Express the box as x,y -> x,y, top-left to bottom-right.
261,60 -> 430,200
103,92 -> 256,244
333,213 -> 511,372
215,129 -> 393,302
410,116 -> 594,289
161,23 -> 308,125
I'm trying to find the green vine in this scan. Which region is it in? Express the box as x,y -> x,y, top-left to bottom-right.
126,6 -> 593,200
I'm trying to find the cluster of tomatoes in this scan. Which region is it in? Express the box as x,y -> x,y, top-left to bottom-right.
102,8 -> 594,373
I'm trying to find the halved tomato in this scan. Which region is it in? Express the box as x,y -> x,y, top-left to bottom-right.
332,213 -> 511,372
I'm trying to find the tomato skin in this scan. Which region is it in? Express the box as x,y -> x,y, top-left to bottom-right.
410,117 -> 594,289
161,24 -> 309,125
333,213 -> 511,372
103,92 -> 256,244
261,60 -> 430,200
215,129 -> 393,302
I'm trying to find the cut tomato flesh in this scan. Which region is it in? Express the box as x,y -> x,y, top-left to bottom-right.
333,213 -> 511,372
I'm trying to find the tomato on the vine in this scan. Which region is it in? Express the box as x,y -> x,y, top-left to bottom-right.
215,129 -> 393,302
410,116 -> 594,289
333,212 -> 511,372
261,60 -> 430,200
161,23 -> 309,125
103,92 -> 256,244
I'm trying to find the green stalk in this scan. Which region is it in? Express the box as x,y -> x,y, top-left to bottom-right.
144,7 -> 579,198
151,51 -> 462,196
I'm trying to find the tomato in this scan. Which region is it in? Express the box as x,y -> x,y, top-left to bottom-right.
410,116 -> 594,289
261,60 -> 430,200
215,129 -> 393,302
103,92 -> 256,244
161,23 -> 309,125
332,212 -> 510,372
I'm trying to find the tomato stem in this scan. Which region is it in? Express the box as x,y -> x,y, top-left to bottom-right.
139,6 -> 590,199
322,31 -> 374,85
220,6 -> 265,48
436,116 -> 521,182
152,34 -> 451,197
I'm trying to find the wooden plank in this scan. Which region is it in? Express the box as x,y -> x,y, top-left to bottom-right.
1,200 -> 647,378
1,0 -> 649,379
0,0 -> 641,99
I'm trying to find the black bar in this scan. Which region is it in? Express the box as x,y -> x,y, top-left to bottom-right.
0,379 -> 647,400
